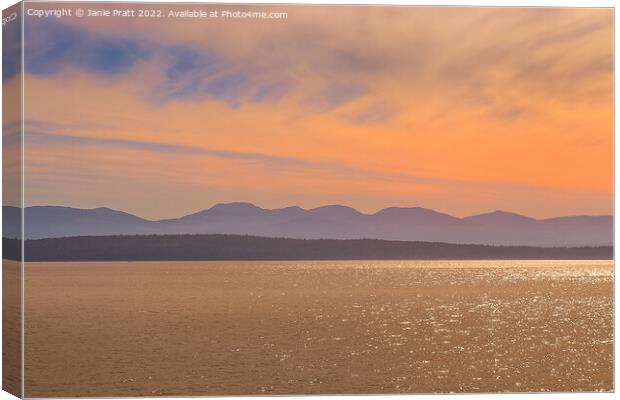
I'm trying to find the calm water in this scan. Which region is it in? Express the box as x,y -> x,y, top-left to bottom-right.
23,260 -> 613,396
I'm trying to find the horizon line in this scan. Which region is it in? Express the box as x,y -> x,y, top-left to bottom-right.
8,202 -> 614,223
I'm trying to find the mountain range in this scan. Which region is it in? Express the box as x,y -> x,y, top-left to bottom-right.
2,203 -> 613,246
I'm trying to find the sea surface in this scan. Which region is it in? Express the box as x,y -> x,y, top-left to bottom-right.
23,260 -> 613,396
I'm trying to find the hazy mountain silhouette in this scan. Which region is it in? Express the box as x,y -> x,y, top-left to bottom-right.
3,203 -> 612,246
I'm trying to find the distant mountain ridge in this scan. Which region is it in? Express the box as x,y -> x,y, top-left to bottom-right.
2,203 -> 613,246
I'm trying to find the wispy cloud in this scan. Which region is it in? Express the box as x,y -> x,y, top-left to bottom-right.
25,20 -> 300,108
25,20 -> 150,76
349,104 -> 396,124
312,82 -> 367,111
26,127 -> 551,194
26,130 -> 320,168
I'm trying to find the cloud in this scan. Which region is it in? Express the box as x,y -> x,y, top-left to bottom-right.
529,16 -> 609,50
159,51 -> 297,106
165,46 -> 212,81
25,20 -> 150,76
307,82 -> 367,112
22,17 -> 373,113
24,20 -> 299,108
492,107 -> 528,121
433,8 -> 612,111
203,73 -> 249,107
26,127 -> 549,195
25,130 -> 320,169
252,80 -> 296,103
2,13 -> 21,81
349,105 -> 395,124
23,7 -> 612,114
158,45 -> 220,100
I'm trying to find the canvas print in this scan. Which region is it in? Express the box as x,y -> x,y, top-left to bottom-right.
2,1 -> 614,397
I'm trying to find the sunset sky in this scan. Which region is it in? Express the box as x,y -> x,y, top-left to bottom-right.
10,5 -> 613,220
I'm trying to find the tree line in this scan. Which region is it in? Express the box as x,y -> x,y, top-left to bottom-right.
2,234 -> 612,261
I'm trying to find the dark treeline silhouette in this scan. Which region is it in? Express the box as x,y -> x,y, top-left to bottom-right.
3,237 -> 21,261
2,234 -> 613,261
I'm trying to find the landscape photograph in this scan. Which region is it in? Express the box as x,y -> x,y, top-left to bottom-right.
2,2 -> 614,397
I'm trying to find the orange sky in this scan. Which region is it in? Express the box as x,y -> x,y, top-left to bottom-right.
14,5 -> 613,219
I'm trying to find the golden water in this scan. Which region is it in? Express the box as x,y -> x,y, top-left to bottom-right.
22,260 -> 613,396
